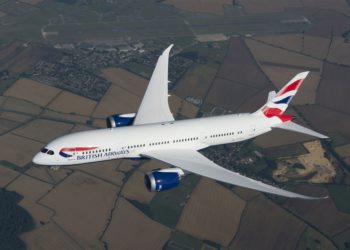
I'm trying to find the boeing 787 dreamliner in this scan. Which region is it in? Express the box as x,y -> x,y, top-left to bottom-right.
33,45 -> 328,199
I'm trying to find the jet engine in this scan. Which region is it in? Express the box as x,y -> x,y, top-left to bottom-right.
144,168 -> 185,192
106,113 -> 136,128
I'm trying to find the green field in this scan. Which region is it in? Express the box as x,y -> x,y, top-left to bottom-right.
181,41 -> 229,65
332,228 -> 350,250
297,227 -> 336,250
328,185 -> 350,214
149,174 -> 200,228
124,63 -> 154,80
328,132 -> 350,147
164,231 -> 202,250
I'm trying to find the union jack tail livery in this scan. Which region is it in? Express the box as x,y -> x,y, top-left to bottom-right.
257,71 -> 309,119
255,71 -> 328,139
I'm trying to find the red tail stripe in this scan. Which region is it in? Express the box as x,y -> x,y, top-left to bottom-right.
262,107 -> 284,117
61,147 -> 98,152
277,79 -> 303,96
262,107 -> 292,122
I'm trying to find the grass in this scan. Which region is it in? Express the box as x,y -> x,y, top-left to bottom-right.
297,227 -> 336,250
149,174 -> 200,228
182,41 -> 229,64
327,132 -> 349,147
328,185 -> 350,214
332,228 -> 350,250
164,231 -> 202,250
124,62 -> 154,80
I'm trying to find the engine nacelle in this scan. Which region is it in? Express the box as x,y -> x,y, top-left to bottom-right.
106,113 -> 135,128
144,168 -> 185,192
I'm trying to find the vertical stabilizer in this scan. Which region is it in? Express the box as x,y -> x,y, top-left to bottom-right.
256,71 -> 309,119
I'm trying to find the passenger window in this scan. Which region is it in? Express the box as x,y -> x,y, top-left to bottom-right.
47,150 -> 54,155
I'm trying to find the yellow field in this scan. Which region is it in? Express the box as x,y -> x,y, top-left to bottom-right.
169,95 -> 199,118
13,119 -> 73,143
0,133 -> 43,167
177,179 -> 246,246
41,171 -> 119,249
93,84 -> 140,118
48,91 -> 97,116
103,198 -> 171,250
121,170 -> 155,203
4,78 -> 61,107
101,67 -> 147,97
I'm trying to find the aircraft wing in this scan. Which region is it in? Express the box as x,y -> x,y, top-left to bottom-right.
142,149 -> 326,199
133,45 -> 175,125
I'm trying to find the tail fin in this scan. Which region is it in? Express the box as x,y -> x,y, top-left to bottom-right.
256,71 -> 309,118
255,71 -> 328,139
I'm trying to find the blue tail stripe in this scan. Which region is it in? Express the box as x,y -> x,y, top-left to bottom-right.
274,96 -> 292,104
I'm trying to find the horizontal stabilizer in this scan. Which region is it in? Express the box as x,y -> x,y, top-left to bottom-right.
273,121 -> 328,139
267,91 -> 276,102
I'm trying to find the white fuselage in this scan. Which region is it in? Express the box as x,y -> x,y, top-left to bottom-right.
33,113 -> 277,166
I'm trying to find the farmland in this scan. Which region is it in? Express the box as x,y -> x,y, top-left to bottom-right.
0,0 -> 349,249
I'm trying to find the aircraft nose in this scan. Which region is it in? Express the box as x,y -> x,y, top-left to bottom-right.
32,152 -> 45,165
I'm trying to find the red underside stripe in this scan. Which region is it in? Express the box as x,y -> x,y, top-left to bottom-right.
262,107 -> 292,122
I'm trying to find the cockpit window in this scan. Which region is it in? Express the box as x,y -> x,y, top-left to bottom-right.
40,148 -> 48,153
47,150 -> 54,155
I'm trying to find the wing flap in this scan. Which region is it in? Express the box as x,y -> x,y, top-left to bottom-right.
133,45 -> 174,125
142,150 -> 326,199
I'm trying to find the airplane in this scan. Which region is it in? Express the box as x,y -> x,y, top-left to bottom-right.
32,44 -> 329,199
